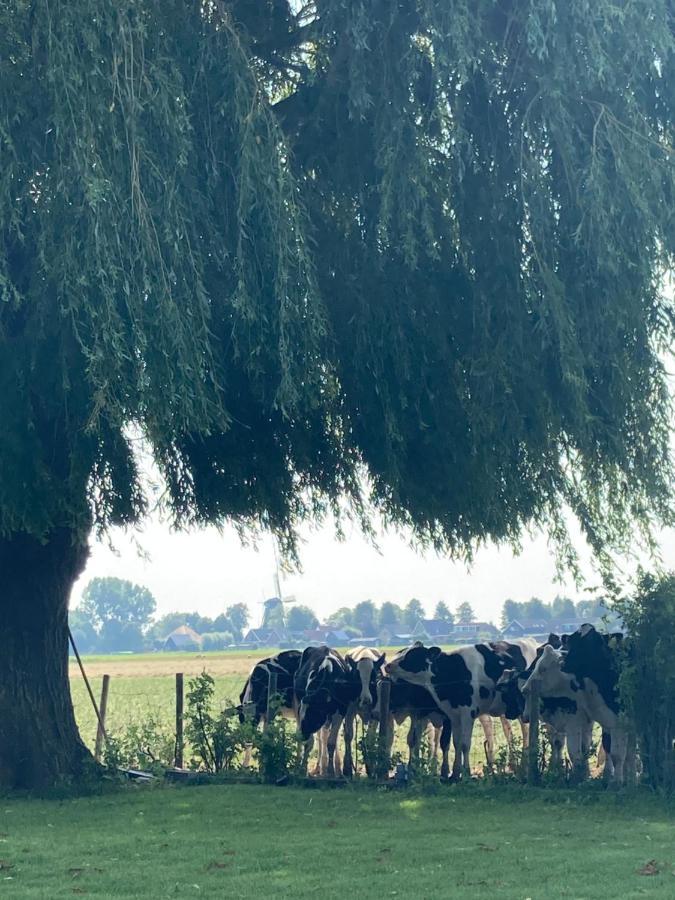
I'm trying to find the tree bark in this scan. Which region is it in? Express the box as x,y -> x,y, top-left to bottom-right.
0,528 -> 93,789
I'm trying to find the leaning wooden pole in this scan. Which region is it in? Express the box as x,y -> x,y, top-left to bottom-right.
175,673 -> 184,768
378,678 -> 391,779
94,674 -> 111,763
68,626 -> 108,747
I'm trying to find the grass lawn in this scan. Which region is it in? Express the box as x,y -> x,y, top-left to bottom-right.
1,783 -> 674,898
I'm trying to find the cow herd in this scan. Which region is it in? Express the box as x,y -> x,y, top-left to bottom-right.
237,624 -> 633,783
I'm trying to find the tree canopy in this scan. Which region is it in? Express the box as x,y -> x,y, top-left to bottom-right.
79,577 -> 156,632
1,0 -> 673,569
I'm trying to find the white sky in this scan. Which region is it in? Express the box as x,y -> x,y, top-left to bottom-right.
71,511 -> 674,628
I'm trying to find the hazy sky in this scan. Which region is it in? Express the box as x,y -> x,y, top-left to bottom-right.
71,510 -> 673,628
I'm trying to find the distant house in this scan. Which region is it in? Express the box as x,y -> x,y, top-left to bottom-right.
348,636 -> 380,647
411,619 -> 453,643
164,625 -> 202,652
302,627 -> 351,646
242,627 -> 288,647
377,627 -> 413,647
503,620 -> 580,639
502,620 -> 526,638
549,620 -> 587,635
450,621 -> 500,642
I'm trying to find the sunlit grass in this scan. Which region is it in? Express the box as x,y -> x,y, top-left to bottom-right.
2,784 -> 674,898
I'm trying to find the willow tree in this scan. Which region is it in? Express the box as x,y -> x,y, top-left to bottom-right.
0,0 -> 673,787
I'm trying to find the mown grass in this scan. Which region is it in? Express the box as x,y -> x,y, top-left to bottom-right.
1,783 -> 674,898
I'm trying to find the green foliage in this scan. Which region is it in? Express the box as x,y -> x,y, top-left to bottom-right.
456,602 -> 475,624
616,573 -> 675,793
359,726 -> 394,781
80,578 -> 156,632
353,600 -> 378,636
433,602 -> 454,626
103,718 -> 175,775
185,672 -> 249,773
378,601 -> 402,630
286,605 -> 319,633
402,598 -> 426,631
499,595 -> 615,629
0,0 -> 673,574
223,603 -> 249,643
252,697 -> 303,784
200,632 -> 234,651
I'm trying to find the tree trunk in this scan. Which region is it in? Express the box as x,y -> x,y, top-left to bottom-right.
0,528 -> 93,789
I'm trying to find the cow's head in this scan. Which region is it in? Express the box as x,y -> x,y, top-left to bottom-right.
384,644 -> 441,685
297,660 -> 334,741
521,645 -> 574,719
493,668 -> 527,720
346,652 -> 386,719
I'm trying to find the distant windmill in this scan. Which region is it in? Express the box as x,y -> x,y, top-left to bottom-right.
258,540 -> 296,629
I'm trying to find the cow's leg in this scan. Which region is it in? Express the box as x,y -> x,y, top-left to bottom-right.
566,722 -> 588,781
440,718 -> 452,779
343,709 -> 355,778
625,729 -> 637,787
301,734 -> 315,775
542,722 -> 564,772
500,715 -> 513,748
478,714 -> 495,769
310,728 -> 326,776
451,709 -> 474,780
326,713 -> 343,777
580,720 -> 593,779
462,710 -> 477,776
430,723 -> 441,761
600,731 -> 614,781
406,718 -> 419,767
608,729 -> 627,785
519,719 -> 530,749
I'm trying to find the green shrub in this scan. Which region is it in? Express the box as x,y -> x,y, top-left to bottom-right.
615,573 -> 675,792
185,671 -> 251,773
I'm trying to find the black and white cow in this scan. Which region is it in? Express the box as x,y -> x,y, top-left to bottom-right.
521,624 -> 631,782
294,645 -> 359,776
484,639 -> 539,751
384,639 -> 538,780
238,650 -> 302,767
495,638 -> 602,777
342,647 -> 386,776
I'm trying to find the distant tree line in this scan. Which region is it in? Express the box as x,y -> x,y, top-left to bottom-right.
69,577 -> 251,654
327,598 -> 472,636
69,578 -> 614,656
499,595 -> 612,631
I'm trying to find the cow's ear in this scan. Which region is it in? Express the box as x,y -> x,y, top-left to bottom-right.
547,632 -> 561,649
497,668 -> 515,686
375,653 -> 386,669
429,646 -> 442,659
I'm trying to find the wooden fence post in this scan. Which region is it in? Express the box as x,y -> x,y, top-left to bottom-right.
264,671 -> 278,732
378,678 -> 391,778
175,673 -> 184,768
527,681 -> 540,785
94,674 -> 110,763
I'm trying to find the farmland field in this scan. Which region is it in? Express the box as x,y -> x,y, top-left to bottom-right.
69,649 -> 277,750
2,782 -> 674,898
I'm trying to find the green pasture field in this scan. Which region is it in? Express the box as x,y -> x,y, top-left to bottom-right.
2,782 -> 674,898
